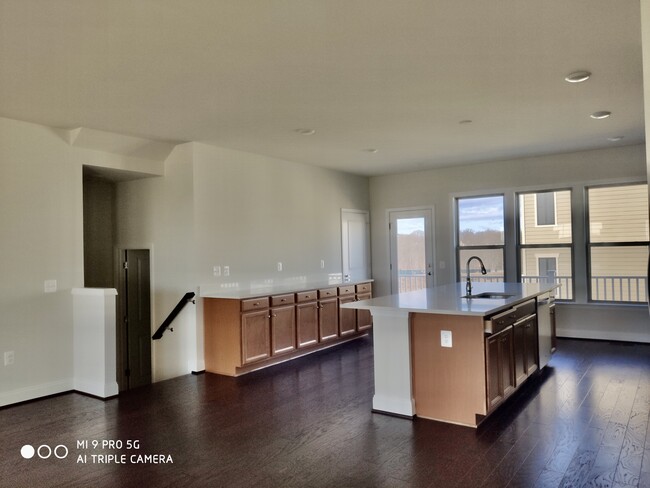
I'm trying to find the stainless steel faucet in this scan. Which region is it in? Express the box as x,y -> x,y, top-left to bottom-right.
466,256 -> 487,296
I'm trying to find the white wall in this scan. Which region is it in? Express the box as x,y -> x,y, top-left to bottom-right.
369,144 -> 649,341
192,143 -> 370,287
115,143 -> 196,382
0,118 -> 82,406
116,142 -> 370,382
0,116 -> 172,407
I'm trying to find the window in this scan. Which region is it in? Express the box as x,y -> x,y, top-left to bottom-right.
536,192 -> 556,226
517,189 -> 573,300
456,195 -> 505,283
538,257 -> 557,277
587,183 -> 649,303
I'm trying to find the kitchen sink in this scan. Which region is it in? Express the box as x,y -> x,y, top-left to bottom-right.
462,292 -> 514,299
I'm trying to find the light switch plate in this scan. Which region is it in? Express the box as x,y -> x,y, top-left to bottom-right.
44,280 -> 57,293
440,330 -> 452,348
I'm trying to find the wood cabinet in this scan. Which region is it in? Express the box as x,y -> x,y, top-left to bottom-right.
411,296 -> 547,427
296,291 -> 319,349
486,326 -> 515,411
356,290 -> 373,331
513,314 -> 538,386
318,288 -> 339,342
204,282 -> 372,376
241,309 -> 271,364
338,286 -> 357,336
270,294 -> 296,356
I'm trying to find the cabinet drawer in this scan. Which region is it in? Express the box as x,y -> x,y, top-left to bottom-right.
338,285 -> 355,296
356,282 -> 372,294
513,299 -> 536,320
241,297 -> 270,312
271,294 -> 295,306
296,291 -> 317,303
485,308 -> 517,334
318,287 -> 337,299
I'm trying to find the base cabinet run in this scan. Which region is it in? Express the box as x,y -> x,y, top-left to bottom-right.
204,282 -> 372,376
411,298 -> 543,427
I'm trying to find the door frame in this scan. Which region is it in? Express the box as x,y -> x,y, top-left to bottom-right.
341,209 -> 371,282
387,206 -> 436,294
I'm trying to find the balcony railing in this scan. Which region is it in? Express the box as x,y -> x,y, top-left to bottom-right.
521,275 -> 572,300
398,271 -> 648,303
591,276 -> 648,303
398,271 -> 427,292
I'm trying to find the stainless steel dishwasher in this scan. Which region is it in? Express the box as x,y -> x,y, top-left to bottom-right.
537,292 -> 555,368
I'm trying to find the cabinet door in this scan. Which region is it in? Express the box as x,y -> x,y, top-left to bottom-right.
524,317 -> 539,376
338,296 -> 357,336
271,304 -> 296,356
296,302 -> 319,348
513,320 -> 528,387
318,297 -> 339,342
356,292 -> 373,331
486,326 -> 515,411
500,328 -> 515,400
486,333 -> 503,410
241,310 -> 270,365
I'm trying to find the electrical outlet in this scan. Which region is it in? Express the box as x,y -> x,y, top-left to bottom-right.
440,330 -> 452,348
4,351 -> 14,366
44,280 -> 57,293
213,265 -> 221,277
277,262 -> 283,272
223,266 -> 230,277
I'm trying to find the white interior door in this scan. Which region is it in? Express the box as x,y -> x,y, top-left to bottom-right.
389,208 -> 434,293
342,209 -> 371,282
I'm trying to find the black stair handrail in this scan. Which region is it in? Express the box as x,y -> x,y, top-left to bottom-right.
152,292 -> 196,340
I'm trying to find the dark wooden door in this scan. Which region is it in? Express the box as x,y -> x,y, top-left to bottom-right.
124,249 -> 152,389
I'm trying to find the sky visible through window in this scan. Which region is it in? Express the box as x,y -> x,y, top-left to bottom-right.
458,196 -> 504,233
397,217 -> 425,235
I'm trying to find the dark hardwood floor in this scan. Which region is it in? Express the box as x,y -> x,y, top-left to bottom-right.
1,336 -> 649,488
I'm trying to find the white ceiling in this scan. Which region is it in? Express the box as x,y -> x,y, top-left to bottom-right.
0,0 -> 644,176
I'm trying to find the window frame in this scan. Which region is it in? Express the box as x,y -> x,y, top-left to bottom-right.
585,182 -> 649,304
515,188 -> 575,302
455,193 -> 506,283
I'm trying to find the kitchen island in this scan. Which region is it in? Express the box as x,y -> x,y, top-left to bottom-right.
342,282 -> 558,427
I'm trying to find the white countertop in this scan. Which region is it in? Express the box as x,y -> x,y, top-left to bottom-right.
201,278 -> 373,300
342,282 -> 558,317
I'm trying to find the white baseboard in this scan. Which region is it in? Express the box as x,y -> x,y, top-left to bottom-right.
0,379 -> 74,408
73,379 -> 118,398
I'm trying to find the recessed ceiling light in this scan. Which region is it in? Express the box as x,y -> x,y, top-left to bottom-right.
363,148 -> 378,153
564,71 -> 591,83
295,128 -> 316,135
607,136 -> 624,142
590,111 -> 611,119
459,120 -> 472,125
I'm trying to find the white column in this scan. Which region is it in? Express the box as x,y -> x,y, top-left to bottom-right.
370,309 -> 415,417
72,288 -> 119,398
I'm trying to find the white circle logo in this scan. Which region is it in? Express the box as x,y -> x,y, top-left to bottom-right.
20,444 -> 68,460
20,445 -> 35,459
